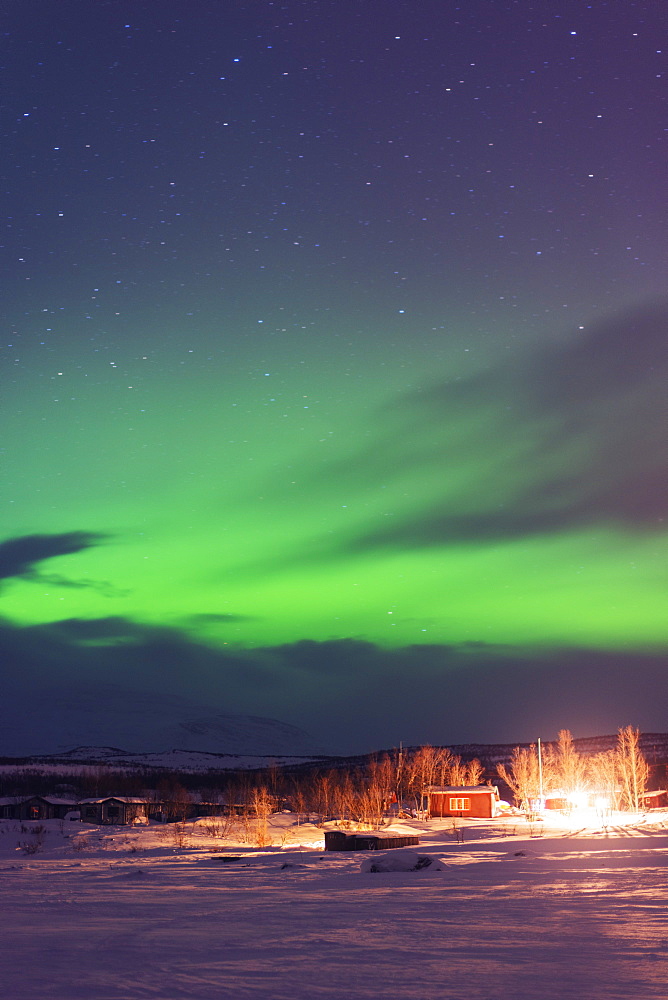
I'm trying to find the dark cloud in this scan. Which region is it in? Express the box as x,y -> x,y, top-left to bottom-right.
2,616 -> 279,695
2,614 -> 666,754
184,613 -> 259,626
535,302 -> 668,404
229,302 -> 667,580
36,573 -> 129,597
0,532 -> 107,582
335,301 -> 668,551
45,616 -> 156,643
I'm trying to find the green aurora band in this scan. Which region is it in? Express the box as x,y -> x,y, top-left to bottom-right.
4,305 -> 666,654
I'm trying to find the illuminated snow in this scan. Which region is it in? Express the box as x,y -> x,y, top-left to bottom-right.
1,812 -> 667,998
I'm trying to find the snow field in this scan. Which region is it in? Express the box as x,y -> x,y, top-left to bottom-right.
1,813 -> 667,999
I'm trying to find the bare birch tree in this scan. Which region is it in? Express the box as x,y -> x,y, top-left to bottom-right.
465,758 -> 485,786
615,725 -> 648,813
448,755 -> 469,787
434,748 -> 455,785
546,729 -> 587,800
587,750 -> 620,811
313,772 -> 336,824
251,786 -> 273,847
406,746 -> 440,813
497,745 -> 541,814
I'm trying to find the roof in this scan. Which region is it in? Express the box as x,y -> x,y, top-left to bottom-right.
426,785 -> 499,795
79,797 -> 151,804
25,796 -> 79,805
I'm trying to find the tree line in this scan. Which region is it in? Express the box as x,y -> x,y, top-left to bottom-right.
0,727 -> 653,824
0,746 -> 486,827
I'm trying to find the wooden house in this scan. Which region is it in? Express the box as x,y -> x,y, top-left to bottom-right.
79,797 -> 151,825
642,789 -> 668,810
0,796 -> 27,820
18,796 -> 80,821
426,785 -> 500,819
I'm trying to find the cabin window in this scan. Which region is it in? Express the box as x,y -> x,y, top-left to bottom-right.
448,797 -> 470,811
107,806 -> 120,818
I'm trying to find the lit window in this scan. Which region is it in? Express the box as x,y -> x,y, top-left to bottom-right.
449,797 -> 470,811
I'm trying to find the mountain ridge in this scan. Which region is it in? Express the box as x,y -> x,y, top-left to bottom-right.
3,731 -> 668,775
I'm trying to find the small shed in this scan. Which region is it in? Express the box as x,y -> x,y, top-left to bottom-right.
642,789 -> 668,810
79,797 -> 151,825
544,796 -> 570,811
426,785 -> 500,819
325,831 -> 420,851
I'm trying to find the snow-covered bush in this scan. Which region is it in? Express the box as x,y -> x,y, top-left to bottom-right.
360,850 -> 445,873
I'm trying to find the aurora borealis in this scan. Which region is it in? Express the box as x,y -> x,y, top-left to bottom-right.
2,2 -> 667,753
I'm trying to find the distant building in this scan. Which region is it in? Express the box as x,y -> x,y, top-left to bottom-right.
18,796 -> 79,821
0,796 -> 27,820
543,796 -> 570,811
79,797 -> 152,825
641,789 -> 668,810
426,785 -> 500,819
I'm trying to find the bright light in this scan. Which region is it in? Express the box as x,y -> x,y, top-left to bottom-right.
568,792 -> 588,810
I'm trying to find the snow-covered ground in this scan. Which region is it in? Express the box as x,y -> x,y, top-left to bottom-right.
1,810 -> 667,999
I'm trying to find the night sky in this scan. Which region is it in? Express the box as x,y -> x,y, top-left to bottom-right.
2,1 -> 667,754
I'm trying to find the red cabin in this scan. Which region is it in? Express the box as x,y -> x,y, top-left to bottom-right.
426,785 -> 500,819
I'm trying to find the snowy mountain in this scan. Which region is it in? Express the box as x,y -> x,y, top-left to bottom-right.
6,732 -> 668,778
0,677 -> 328,759
2,743 -> 330,773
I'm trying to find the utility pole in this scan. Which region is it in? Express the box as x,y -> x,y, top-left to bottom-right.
396,742 -> 403,810
537,737 -> 544,806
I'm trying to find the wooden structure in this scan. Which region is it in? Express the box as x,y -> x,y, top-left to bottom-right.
0,796 -> 26,819
17,796 -> 79,821
544,796 -> 569,811
642,789 -> 668,810
79,797 -> 151,825
325,831 -> 420,851
426,785 -> 500,819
